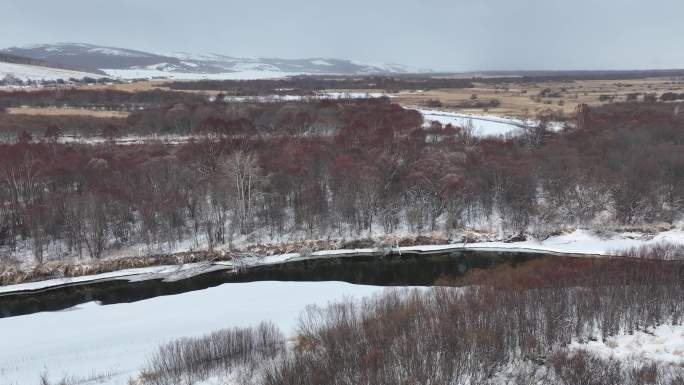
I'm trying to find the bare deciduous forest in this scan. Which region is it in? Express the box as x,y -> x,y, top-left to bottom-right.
1,89 -> 683,265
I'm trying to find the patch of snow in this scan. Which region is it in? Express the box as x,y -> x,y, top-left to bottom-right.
311,59 -> 333,66
222,92 -> 387,103
180,60 -> 199,68
0,263 -> 231,294
229,61 -> 281,72
461,228 -> 684,255
569,324 -> 684,365
88,47 -> 140,57
318,91 -> 387,99
54,134 -> 198,145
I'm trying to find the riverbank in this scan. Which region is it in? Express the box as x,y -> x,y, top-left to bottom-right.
2,227 -> 683,295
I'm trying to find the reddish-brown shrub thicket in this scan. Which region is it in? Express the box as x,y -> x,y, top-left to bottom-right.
1,99 -> 683,263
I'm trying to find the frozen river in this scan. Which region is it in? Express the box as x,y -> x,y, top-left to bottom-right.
0,281 -> 393,385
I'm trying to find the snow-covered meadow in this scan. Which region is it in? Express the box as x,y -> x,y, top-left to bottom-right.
101,68 -> 299,80
220,91 -> 387,103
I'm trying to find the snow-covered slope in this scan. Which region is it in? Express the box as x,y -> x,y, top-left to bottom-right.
3,43 -> 172,71
2,43 -> 430,80
0,61 -> 103,81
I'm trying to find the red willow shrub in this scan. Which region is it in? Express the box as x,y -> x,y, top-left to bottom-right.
261,260 -> 683,385
0,99 -> 683,263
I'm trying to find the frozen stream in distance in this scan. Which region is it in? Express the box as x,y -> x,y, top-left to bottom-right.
418,108 -> 564,137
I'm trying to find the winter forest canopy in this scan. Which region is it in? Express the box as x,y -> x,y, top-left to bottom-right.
1,88 -> 684,263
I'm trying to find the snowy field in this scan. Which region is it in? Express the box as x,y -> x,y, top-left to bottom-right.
0,62 -> 103,81
221,91 -> 388,102
102,68 -> 300,80
0,281 -> 396,385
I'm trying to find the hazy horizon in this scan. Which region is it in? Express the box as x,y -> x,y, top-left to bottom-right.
4,0 -> 684,72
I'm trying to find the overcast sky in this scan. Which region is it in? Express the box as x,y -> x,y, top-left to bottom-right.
4,0 -> 684,71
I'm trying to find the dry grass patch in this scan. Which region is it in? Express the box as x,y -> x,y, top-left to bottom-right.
394,77 -> 684,118
7,106 -> 130,118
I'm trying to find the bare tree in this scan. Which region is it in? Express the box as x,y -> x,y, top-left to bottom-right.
221,150 -> 262,235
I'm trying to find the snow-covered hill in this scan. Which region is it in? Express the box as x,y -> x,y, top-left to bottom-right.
0,61 -> 103,82
2,43 -> 430,80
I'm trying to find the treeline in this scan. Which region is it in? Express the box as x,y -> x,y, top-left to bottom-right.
660,92 -> 684,101
0,93 -> 414,139
125,97 -> 417,136
0,98 -> 423,262
0,88 -> 205,110
0,114 -> 128,141
164,75 -> 474,94
1,100 -> 684,263
477,69 -> 684,83
135,257 -> 684,385
0,75 -> 121,88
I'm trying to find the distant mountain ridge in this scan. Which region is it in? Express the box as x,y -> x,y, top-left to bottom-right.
0,51 -> 105,75
2,43 -> 430,78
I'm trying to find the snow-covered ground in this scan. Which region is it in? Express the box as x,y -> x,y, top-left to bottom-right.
461,228 -> 684,255
222,91 -> 387,102
570,324 -> 684,365
263,228 -> 684,262
0,281 -> 398,385
102,68 -> 301,80
418,108 -> 565,137
55,134 -> 197,145
0,62 -> 103,81
0,262 -> 233,294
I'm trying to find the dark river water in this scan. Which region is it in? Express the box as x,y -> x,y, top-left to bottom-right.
0,249 -> 545,318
